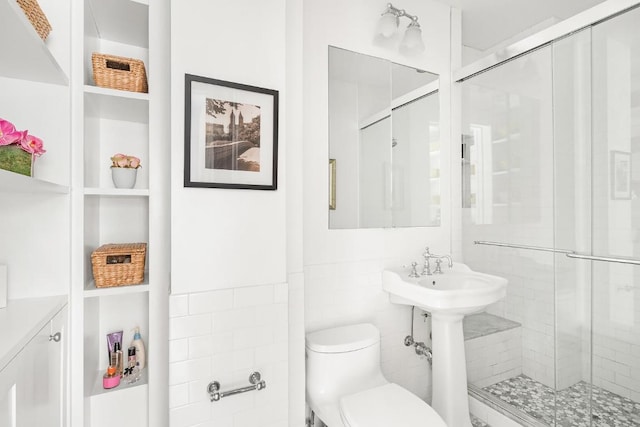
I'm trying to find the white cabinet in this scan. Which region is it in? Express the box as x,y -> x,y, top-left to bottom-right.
0,301 -> 67,427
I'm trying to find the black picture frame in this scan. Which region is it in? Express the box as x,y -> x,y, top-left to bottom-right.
184,74 -> 279,190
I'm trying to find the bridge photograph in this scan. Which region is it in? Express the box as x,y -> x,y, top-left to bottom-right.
204,98 -> 261,172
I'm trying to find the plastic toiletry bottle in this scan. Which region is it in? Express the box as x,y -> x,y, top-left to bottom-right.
124,346 -> 140,384
113,341 -> 124,377
131,327 -> 146,369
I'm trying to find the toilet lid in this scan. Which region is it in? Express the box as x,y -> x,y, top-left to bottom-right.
339,383 -> 447,427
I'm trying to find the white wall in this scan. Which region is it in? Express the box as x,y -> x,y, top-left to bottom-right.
170,0 -> 287,294
284,0 -> 305,425
169,1 -> 293,425
303,0 -> 453,402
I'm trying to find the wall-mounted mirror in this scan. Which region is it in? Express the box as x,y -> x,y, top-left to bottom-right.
328,46 -> 441,229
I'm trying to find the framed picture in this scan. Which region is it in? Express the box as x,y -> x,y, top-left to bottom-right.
610,150 -> 631,200
184,74 -> 279,190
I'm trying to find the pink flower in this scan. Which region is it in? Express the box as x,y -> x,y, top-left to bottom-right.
0,119 -> 23,146
110,153 -> 141,168
128,156 -> 141,168
111,153 -> 127,167
20,134 -> 46,157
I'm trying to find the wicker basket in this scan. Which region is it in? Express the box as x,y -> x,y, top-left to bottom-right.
92,53 -> 148,93
17,0 -> 52,41
91,243 -> 146,288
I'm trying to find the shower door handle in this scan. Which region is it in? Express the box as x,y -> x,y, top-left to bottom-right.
566,253 -> 640,266
474,240 -> 640,266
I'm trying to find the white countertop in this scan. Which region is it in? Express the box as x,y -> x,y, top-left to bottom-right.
0,296 -> 68,371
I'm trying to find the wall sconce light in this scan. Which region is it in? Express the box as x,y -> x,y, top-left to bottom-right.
377,3 -> 425,54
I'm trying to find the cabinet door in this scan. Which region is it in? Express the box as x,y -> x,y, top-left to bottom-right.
0,356 -> 19,427
15,308 -> 66,427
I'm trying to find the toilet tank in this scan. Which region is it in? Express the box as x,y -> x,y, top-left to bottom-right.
306,323 -> 387,405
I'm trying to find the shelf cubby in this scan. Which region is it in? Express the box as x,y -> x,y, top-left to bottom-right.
84,85 -> 149,124
0,0 -> 68,85
89,367 -> 148,397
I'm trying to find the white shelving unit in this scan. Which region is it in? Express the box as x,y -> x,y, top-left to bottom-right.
1,0 -> 169,424
80,0 -> 152,422
69,0 -> 169,425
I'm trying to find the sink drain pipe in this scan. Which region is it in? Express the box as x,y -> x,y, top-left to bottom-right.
404,306 -> 433,364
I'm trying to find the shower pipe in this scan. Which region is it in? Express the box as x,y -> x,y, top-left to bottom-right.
404,306 -> 433,364
474,240 -> 640,266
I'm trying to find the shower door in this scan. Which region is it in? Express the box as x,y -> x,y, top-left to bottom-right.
461,42 -> 561,424
556,6 -> 640,424
588,7 -> 640,424
460,5 -> 640,426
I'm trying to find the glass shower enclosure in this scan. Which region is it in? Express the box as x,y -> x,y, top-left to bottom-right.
460,5 -> 640,426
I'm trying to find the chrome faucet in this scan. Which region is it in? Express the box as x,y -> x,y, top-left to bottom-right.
421,248 -> 433,275
422,247 -> 453,275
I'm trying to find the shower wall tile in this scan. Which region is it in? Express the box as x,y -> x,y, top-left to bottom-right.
465,326 -> 522,388
168,283 -> 289,427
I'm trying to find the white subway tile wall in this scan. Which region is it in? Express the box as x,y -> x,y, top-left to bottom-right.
169,284 -> 288,427
592,262 -> 640,401
304,260 -> 434,401
465,327 -> 522,388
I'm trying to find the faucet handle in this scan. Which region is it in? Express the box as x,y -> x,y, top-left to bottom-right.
403,262 -> 420,278
434,259 -> 443,274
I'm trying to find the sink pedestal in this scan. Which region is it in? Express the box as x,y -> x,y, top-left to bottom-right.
381,267 -> 507,427
430,312 -> 472,427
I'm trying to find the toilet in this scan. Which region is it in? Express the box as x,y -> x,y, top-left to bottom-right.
306,323 -> 447,427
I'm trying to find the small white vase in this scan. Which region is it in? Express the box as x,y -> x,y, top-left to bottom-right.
111,167 -> 138,189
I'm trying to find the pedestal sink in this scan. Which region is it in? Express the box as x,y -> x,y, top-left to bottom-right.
382,263 -> 507,427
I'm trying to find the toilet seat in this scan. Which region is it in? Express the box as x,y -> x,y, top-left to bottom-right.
339,383 -> 447,427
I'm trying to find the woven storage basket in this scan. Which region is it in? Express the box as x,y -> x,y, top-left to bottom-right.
91,243 -> 146,288
17,0 -> 52,41
92,53 -> 148,93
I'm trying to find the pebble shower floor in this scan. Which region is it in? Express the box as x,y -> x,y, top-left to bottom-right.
483,374 -> 640,426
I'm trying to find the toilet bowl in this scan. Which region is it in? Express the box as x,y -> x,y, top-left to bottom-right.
306,323 -> 447,427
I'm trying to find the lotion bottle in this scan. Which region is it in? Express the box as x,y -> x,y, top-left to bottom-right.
131,327 -> 146,369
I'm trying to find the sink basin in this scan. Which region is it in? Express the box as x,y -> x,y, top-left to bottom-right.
382,263 -> 507,427
382,264 -> 507,315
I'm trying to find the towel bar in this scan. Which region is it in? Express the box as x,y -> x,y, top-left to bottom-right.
207,371 -> 266,402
